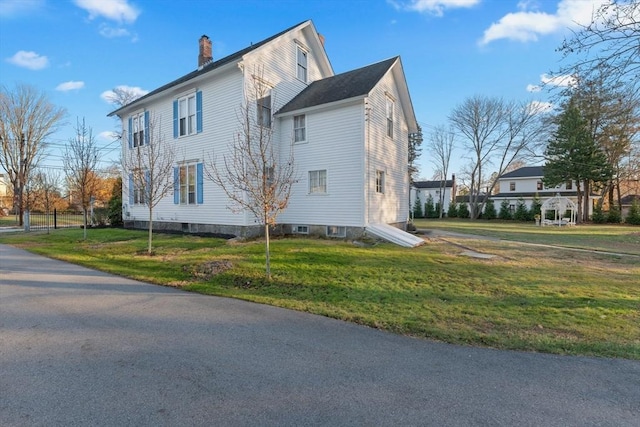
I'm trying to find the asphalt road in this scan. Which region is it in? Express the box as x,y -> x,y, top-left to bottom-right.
1,243 -> 639,426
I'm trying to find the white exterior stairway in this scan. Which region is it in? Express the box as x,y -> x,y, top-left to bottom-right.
366,224 -> 425,248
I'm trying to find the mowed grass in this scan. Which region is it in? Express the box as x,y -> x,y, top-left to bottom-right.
413,218 -> 640,255
1,226 -> 638,359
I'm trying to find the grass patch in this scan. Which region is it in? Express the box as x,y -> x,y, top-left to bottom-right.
414,219 -> 640,255
1,227 -> 639,359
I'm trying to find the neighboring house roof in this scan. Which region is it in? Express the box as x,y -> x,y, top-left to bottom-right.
413,180 -> 454,189
620,195 -> 640,205
276,57 -> 397,115
499,166 -> 544,179
108,20 -> 324,117
492,191 -> 580,199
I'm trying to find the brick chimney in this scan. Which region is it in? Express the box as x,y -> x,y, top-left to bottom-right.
198,35 -> 212,68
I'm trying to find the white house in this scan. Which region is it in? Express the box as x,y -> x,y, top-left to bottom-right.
410,176 -> 456,215
109,20 -> 417,238
492,166 -> 594,216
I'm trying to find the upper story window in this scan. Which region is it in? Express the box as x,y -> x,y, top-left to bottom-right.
173,91 -> 202,138
509,181 -> 516,191
257,92 -> 271,128
296,45 -> 308,82
537,180 -> 543,190
309,169 -> 327,194
376,170 -> 385,194
566,180 -> 573,190
294,114 -> 306,143
386,97 -> 394,138
128,111 -> 149,148
132,113 -> 144,147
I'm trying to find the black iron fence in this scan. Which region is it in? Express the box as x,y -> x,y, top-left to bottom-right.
25,210 -> 85,230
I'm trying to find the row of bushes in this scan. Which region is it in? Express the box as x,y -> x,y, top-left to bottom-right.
415,194 -> 640,224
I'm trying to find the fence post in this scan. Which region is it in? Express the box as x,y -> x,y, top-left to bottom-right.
54,208 -> 57,229
24,211 -> 30,232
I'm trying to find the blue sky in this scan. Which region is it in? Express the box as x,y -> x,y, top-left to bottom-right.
0,0 -> 605,178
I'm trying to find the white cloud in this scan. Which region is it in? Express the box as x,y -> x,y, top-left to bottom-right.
540,73 -> 576,87
479,0 -> 608,45
100,85 -> 149,104
6,50 -> 48,70
389,0 -> 480,16
98,131 -> 119,141
56,81 -> 85,91
527,84 -> 542,92
99,24 -> 130,38
0,0 -> 44,17
74,0 -> 140,24
528,100 -> 554,114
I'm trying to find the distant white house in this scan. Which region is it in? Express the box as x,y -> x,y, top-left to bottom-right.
109,20 -> 417,238
491,166 -> 594,216
0,173 -> 10,213
410,176 -> 456,215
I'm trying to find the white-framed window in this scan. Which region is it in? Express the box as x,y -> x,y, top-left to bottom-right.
375,170 -> 385,194
293,225 -> 309,234
566,180 -> 573,190
327,225 -> 346,238
129,170 -> 148,205
386,97 -> 394,138
257,92 -> 271,128
296,45 -> 308,82
174,162 -> 204,205
179,93 -> 197,137
132,112 -> 144,147
509,181 -> 516,191
509,204 -> 515,213
537,180 -> 543,190
309,169 -> 327,194
294,114 -> 306,143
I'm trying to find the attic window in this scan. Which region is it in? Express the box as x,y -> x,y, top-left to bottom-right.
257,93 -> 271,128
296,45 -> 308,82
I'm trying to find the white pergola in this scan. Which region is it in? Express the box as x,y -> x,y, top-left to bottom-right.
541,194 -> 576,226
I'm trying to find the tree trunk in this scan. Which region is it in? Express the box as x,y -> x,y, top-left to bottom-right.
83,207 -> 88,240
576,182 -> 583,224
148,207 -> 153,255
264,223 -> 271,280
583,179 -> 590,222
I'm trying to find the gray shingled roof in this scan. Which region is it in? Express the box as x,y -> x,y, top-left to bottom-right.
499,166 -> 544,179
414,180 -> 454,189
276,57 -> 398,115
108,20 -> 309,117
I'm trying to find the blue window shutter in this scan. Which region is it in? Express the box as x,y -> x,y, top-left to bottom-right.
196,163 -> 204,204
196,91 -> 203,133
173,100 -> 178,139
128,174 -> 134,205
128,117 -> 133,149
173,166 -> 179,204
144,111 -> 150,145
144,170 -> 151,204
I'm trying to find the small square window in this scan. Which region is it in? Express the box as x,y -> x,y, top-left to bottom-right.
537,181 -> 543,191
327,226 -> 346,238
293,225 -> 309,234
509,182 -> 516,191
566,180 -> 573,190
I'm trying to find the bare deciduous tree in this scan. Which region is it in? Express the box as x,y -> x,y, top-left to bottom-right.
0,83 -> 65,225
449,95 -> 546,219
427,125 -> 455,218
558,1 -> 640,92
64,118 -> 99,239
122,112 -> 175,255
206,71 -> 296,279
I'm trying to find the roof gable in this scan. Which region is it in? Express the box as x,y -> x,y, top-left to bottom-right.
276,57 -> 398,115
499,166 -> 544,179
109,20 -> 326,117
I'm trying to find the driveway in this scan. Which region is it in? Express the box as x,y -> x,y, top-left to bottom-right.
1,244 -> 638,426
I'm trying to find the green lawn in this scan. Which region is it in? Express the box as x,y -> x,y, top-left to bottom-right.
1,226 -> 638,359
413,218 -> 640,255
